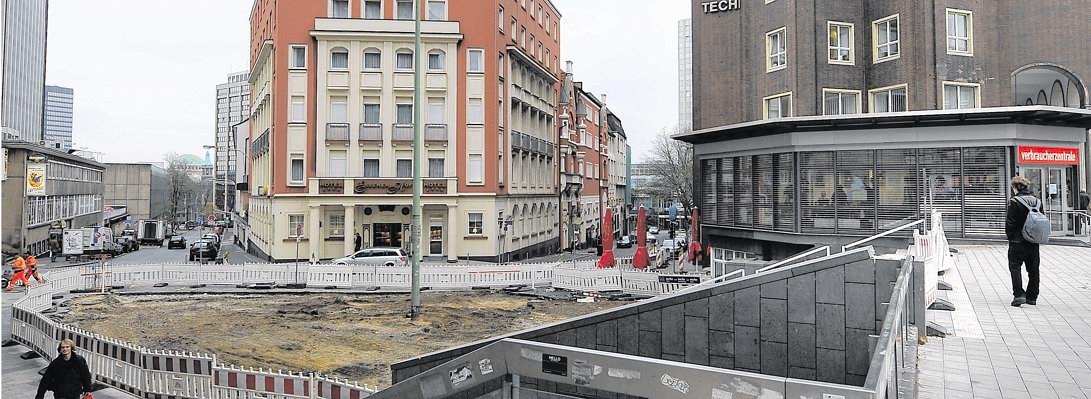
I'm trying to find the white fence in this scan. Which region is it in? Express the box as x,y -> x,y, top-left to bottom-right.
912,210 -> 951,307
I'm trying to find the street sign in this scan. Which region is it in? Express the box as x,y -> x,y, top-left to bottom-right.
207,214 -> 217,223
658,275 -> 701,284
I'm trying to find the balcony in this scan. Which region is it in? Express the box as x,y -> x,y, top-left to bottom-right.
393,123 -> 414,141
326,123 -> 350,142
359,123 -> 383,142
425,124 -> 448,142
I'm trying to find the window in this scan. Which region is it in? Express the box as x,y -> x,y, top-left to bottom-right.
329,150 -> 347,176
363,103 -> 380,123
763,92 -> 792,119
467,213 -> 483,235
427,0 -> 446,20
537,5 -> 543,25
396,0 -> 413,19
363,49 -> 381,69
943,82 -> 979,109
822,89 -> 861,115
946,9 -> 973,55
331,47 -> 349,69
873,14 -> 900,62
468,49 -> 484,73
290,154 -> 305,183
328,213 -> 345,237
828,22 -> 853,64
396,159 -> 412,177
869,84 -> 908,112
530,0 -> 535,17
396,50 -> 414,70
396,103 -> 413,124
428,158 -> 445,177
364,0 -> 382,18
520,26 -> 526,48
511,18 -> 517,41
498,53 -> 505,78
330,97 -> 348,123
331,0 -> 349,18
498,6 -> 504,31
288,214 -> 305,237
427,98 -> 445,124
766,27 -> 787,72
290,96 -> 305,122
427,50 -> 446,70
468,154 -> 483,183
468,98 -> 483,124
363,158 -> 380,177
289,45 -> 306,69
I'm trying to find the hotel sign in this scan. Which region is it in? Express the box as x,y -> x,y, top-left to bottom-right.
318,180 -> 345,194
701,0 -> 740,14
1017,146 -> 1079,165
352,179 -> 447,195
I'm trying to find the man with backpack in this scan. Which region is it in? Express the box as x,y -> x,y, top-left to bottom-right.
1006,175 -> 1049,307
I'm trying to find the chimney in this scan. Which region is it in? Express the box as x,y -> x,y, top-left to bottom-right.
601,93 -> 607,106
566,60 -> 574,74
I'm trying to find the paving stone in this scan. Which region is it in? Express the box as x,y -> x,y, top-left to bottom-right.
734,325 -> 760,370
735,286 -> 760,327
709,292 -> 734,331
760,298 -> 787,343
845,282 -> 875,331
684,297 -> 708,317
684,316 -> 709,365
661,304 -> 685,355
788,273 -> 816,324
844,259 -> 875,284
709,330 -> 734,358
816,265 -> 845,305
639,308 -> 662,332
617,316 -> 639,355
760,279 -> 787,299
816,348 -> 846,384
760,341 -> 787,377
709,355 -> 734,369
816,303 -> 846,350
638,330 -> 661,358
787,322 -> 816,369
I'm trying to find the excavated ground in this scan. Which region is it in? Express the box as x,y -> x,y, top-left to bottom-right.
61,291 -> 622,388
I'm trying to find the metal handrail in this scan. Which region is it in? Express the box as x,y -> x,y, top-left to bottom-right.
672,269 -> 745,295
756,245 -> 831,273
842,219 -> 924,252
325,123 -> 350,141
359,123 -> 383,141
392,123 -> 414,141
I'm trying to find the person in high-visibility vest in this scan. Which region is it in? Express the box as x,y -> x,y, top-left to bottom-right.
27,255 -> 44,284
6,253 -> 31,291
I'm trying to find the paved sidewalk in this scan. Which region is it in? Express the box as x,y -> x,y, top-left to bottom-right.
918,245 -> 1091,398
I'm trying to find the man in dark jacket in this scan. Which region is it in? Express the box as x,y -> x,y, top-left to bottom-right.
1005,176 -> 1040,307
36,338 -> 92,399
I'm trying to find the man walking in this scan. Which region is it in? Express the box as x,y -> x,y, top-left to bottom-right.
1006,176 -> 1041,307
354,231 -> 363,252
6,253 -> 30,291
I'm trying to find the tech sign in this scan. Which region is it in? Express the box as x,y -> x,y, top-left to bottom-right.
1017,146 -> 1080,165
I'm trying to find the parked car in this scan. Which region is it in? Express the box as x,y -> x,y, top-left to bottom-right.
617,235 -> 633,248
646,232 -> 658,245
184,221 -> 197,230
661,239 -> 681,256
189,240 -> 219,262
115,236 -> 139,252
167,235 -> 187,249
201,233 -> 221,247
649,226 -> 660,235
332,247 -> 408,266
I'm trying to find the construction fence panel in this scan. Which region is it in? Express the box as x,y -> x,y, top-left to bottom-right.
141,349 -> 216,398
211,365 -> 313,399
315,375 -> 377,398
57,325 -> 146,397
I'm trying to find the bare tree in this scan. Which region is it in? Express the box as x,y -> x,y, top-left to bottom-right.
645,125 -> 695,214
164,153 -> 201,223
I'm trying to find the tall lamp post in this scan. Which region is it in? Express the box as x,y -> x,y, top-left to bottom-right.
408,0 -> 424,320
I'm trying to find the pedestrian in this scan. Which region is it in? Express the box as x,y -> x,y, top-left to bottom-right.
1077,190 -> 1090,235
48,237 -> 60,262
1005,175 -> 1041,307
35,338 -> 92,399
1080,190 -> 1090,211
354,232 -> 362,252
6,253 -> 31,291
27,254 -> 44,284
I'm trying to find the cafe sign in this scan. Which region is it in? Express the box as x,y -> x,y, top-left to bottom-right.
1017,146 -> 1079,165
352,179 -> 447,195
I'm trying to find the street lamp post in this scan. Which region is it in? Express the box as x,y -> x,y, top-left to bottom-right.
408,0 -> 423,320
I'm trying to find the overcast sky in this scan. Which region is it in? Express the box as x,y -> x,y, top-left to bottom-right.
46,0 -> 690,164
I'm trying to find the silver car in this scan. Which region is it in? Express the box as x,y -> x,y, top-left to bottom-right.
332,247 -> 408,266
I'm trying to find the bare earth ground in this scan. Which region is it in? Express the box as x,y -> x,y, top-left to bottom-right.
61,291 -> 622,388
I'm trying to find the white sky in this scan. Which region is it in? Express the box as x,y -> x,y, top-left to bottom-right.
46,0 -> 690,164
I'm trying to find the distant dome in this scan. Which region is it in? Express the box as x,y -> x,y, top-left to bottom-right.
177,154 -> 205,165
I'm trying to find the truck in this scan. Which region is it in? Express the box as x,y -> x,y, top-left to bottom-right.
138,219 -> 166,246
61,227 -> 122,259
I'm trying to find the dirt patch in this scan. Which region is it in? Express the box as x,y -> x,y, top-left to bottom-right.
62,291 -> 622,388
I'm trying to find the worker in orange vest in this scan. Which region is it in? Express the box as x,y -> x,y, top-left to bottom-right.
6,253 -> 31,291
27,255 -> 44,284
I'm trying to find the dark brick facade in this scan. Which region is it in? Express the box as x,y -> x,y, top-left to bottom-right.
690,0 -> 1091,130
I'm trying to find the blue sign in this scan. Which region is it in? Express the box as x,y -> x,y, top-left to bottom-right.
669,206 -> 678,222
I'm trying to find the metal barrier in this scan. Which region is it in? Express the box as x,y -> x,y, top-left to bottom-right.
842,219 -> 925,252
1045,210 -> 1091,243
756,245 -> 831,273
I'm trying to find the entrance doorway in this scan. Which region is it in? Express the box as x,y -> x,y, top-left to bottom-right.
1018,165 -> 1077,235
373,223 -> 403,248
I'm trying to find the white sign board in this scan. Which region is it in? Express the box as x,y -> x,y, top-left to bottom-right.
63,230 -> 85,255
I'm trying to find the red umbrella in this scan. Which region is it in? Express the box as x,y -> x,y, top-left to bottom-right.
598,208 -> 616,268
632,206 -> 649,269
688,207 -> 702,262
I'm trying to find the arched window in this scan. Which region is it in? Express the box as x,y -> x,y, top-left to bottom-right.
330,47 -> 349,69
363,48 -> 381,70
1068,80 -> 1082,108
538,203 -> 545,233
395,49 -> 414,71
512,205 -> 519,237
1037,90 -> 1048,105
522,204 -> 529,236
531,204 -> 538,233
1050,80 -> 1066,106
428,49 -> 446,70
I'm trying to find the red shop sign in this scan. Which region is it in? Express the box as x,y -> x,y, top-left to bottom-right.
1017,146 -> 1079,165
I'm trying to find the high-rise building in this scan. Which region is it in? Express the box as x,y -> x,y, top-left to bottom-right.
43,85 -> 74,150
247,0 -> 562,262
214,71 -> 250,213
677,18 -> 692,130
1,0 -> 49,143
